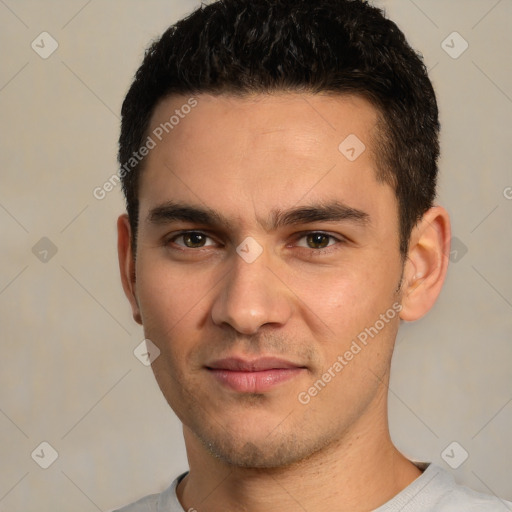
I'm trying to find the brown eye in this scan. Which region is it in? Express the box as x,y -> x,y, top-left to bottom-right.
305,233 -> 331,249
184,233 -> 206,248
174,232 -> 211,248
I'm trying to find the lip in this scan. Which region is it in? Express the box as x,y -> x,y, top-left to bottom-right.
207,357 -> 303,371
206,357 -> 307,393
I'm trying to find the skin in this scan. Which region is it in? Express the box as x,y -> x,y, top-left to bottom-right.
118,92 -> 451,511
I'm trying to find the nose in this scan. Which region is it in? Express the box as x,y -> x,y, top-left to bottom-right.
211,249 -> 293,335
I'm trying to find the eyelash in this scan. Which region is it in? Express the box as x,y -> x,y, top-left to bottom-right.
165,230 -> 346,254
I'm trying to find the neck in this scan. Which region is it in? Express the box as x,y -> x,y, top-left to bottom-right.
177,408 -> 421,512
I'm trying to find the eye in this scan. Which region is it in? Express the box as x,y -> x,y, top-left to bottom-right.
296,232 -> 338,249
171,231 -> 216,248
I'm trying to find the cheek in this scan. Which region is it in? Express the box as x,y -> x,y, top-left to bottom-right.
136,261 -> 208,403
134,256 -> 221,379
135,254 -> 210,333
291,257 -> 399,335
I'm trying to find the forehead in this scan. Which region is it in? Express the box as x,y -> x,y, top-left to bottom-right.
138,92 -> 395,228
147,92 -> 379,161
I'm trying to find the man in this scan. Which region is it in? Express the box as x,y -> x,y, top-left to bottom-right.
114,0 -> 511,510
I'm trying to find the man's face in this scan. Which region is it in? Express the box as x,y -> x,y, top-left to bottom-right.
128,93 -> 405,468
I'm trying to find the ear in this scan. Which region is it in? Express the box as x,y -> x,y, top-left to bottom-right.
117,214 -> 142,324
399,206 -> 451,322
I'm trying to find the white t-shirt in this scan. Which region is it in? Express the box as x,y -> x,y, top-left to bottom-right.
113,463 -> 512,511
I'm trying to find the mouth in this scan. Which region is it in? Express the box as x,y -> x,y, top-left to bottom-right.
206,357 -> 307,393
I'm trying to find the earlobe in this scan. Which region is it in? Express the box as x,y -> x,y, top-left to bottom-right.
399,206 -> 451,322
117,214 -> 142,325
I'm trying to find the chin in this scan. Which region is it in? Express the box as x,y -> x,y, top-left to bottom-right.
206,438 -> 305,469
193,423 -> 334,469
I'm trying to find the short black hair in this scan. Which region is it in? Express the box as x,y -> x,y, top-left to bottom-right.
119,0 -> 439,256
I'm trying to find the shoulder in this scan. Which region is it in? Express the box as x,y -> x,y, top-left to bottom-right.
111,491 -> 162,512
110,472 -> 187,512
376,464 -> 512,511
110,492 -> 160,512
435,471 -> 512,511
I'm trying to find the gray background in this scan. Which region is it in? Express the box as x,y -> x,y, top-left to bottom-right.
0,0 -> 511,510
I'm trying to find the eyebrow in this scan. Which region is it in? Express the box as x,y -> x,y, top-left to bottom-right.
147,201 -> 370,230
270,203 -> 370,229
148,202 -> 225,226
